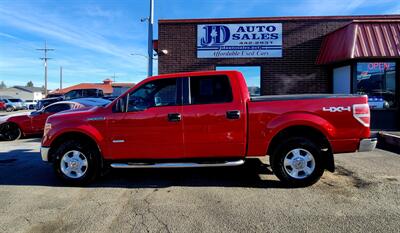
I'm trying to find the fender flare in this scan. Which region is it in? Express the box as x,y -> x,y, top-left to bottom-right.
266,112 -> 335,142
266,112 -> 336,172
48,125 -> 107,159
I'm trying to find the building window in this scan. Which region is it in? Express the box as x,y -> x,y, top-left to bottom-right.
356,62 -> 396,109
216,66 -> 261,96
333,65 -> 351,94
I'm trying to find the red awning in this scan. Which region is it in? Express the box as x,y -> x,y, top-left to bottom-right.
316,21 -> 400,64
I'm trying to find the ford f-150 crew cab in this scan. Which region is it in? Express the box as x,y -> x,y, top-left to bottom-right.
41,71 -> 377,186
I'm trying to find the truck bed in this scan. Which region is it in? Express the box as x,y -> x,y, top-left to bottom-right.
250,94 -> 362,102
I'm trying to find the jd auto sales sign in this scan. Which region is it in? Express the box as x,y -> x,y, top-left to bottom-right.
197,23 -> 282,58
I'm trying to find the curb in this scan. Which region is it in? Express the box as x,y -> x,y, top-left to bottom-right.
377,131 -> 400,154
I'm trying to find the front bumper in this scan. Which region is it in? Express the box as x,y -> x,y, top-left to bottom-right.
358,138 -> 377,152
40,146 -> 50,162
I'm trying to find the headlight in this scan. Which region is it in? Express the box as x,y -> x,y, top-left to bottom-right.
44,122 -> 52,135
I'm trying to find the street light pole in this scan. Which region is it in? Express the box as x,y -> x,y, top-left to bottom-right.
147,0 -> 154,77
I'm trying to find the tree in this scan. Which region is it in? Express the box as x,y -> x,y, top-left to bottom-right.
0,81 -> 6,89
26,81 -> 34,87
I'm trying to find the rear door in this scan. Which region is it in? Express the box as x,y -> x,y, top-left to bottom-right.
181,75 -> 246,158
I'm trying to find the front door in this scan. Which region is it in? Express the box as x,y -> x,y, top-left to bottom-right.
181,75 -> 246,158
107,78 -> 184,160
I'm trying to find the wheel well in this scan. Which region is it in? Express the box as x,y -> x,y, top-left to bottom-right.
4,122 -> 21,132
48,132 -> 100,162
267,125 -> 334,172
6,121 -> 19,128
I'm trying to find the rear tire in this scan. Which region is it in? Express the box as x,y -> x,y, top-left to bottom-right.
270,137 -> 324,187
0,123 -> 21,141
53,140 -> 101,186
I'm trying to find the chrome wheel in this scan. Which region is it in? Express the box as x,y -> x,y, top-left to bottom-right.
60,150 -> 88,179
283,148 -> 315,179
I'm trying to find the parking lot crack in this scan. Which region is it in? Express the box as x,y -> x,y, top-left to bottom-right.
143,189 -> 171,233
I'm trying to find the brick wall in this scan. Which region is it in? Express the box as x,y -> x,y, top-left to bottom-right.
158,19 -> 352,95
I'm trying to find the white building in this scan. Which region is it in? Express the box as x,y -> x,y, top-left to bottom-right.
0,86 -> 44,101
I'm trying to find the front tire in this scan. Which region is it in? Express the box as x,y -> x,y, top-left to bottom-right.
270,137 -> 324,187
6,106 -> 13,112
53,140 -> 101,185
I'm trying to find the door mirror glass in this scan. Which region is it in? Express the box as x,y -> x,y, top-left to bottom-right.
154,97 -> 161,106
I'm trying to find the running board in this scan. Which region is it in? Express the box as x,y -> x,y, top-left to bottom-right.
110,160 -> 244,169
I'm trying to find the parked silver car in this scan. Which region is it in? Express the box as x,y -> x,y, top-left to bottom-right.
8,98 -> 25,110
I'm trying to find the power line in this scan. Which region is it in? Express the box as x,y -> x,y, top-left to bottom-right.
37,41 -> 54,96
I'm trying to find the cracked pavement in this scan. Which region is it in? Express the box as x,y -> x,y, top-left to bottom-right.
0,138 -> 399,233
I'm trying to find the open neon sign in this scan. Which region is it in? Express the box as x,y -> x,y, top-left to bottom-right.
368,62 -> 391,71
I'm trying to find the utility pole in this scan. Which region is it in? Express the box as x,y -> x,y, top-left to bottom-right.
147,0 -> 154,77
37,41 -> 54,96
59,66 -> 63,90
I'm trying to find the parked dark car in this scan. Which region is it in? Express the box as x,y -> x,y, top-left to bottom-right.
36,97 -> 62,110
64,89 -> 104,100
37,89 -> 106,109
46,93 -> 63,98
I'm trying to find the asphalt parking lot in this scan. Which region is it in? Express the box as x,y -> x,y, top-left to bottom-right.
0,139 -> 399,233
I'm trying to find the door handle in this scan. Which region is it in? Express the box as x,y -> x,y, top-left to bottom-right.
226,110 -> 240,119
168,113 -> 181,122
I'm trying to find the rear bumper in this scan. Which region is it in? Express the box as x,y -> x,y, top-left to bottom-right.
358,138 -> 377,152
40,146 -> 50,162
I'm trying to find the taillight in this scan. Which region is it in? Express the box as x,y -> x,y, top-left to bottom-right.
353,104 -> 370,127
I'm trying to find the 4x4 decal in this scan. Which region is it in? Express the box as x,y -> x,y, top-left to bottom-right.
322,106 -> 351,112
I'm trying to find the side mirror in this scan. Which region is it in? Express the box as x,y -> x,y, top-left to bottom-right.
113,97 -> 126,113
31,110 -> 44,116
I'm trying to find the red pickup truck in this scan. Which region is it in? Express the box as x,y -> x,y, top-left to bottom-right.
41,71 -> 376,186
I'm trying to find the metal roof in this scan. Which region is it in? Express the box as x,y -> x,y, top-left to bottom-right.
13,86 -> 43,93
159,15 -> 400,24
317,21 -> 400,64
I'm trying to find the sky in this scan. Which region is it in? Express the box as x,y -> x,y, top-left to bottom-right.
0,0 -> 399,90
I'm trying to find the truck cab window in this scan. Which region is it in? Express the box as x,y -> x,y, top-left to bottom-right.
127,78 -> 177,111
190,75 -> 233,104
64,90 -> 81,100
